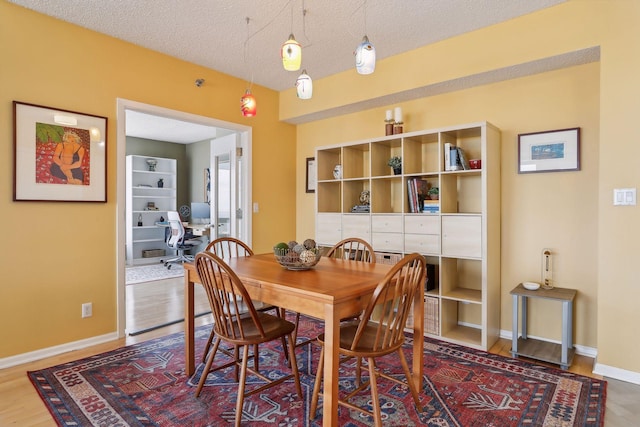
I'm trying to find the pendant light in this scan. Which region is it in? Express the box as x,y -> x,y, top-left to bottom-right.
354,0 -> 375,75
240,89 -> 257,117
281,2 -> 302,71
355,35 -> 376,74
296,69 -> 312,99
240,17 -> 257,117
281,34 -> 302,71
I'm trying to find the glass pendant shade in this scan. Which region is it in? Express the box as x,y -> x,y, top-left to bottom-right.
281,34 -> 302,71
355,35 -> 376,75
240,90 -> 257,117
296,70 -> 313,99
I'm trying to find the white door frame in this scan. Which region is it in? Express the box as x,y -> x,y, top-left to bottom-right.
116,99 -> 252,337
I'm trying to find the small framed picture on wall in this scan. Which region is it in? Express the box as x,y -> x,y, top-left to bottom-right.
306,157 -> 316,193
518,127 -> 580,174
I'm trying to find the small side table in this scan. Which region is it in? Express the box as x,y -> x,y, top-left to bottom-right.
510,284 -> 577,369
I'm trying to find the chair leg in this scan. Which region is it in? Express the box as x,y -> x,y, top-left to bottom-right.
367,356 -> 383,427
309,345 -> 325,420
234,345 -> 250,427
397,349 -> 422,409
253,344 -> 259,371
292,312 -> 301,344
196,336 -> 221,397
286,332 -> 303,398
202,327 -> 216,363
355,356 -> 362,386
233,345 -> 240,382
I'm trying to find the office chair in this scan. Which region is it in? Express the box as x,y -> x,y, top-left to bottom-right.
309,253 -> 426,426
162,210 -> 201,269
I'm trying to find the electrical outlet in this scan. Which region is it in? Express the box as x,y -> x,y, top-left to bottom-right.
82,302 -> 92,318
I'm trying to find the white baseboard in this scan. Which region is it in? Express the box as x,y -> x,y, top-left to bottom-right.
0,332 -> 118,369
499,329 -> 598,358
593,361 -> 640,385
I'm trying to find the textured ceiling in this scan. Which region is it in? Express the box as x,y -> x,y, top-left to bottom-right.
9,0 -> 566,92
11,0 -> 593,142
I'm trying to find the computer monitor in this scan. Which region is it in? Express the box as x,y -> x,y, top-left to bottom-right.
191,202 -> 210,224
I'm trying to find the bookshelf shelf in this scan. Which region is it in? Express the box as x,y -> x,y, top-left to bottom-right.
315,121 -> 501,351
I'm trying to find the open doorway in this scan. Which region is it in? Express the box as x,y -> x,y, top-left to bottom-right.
116,99 -> 252,337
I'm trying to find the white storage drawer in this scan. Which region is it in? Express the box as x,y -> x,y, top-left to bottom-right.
404,233 -> 440,254
316,213 -> 342,245
372,215 -> 403,233
372,232 -> 404,252
404,215 -> 440,235
342,214 -> 371,240
441,215 -> 482,258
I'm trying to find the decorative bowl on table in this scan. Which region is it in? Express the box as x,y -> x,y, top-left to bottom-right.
273,239 -> 321,270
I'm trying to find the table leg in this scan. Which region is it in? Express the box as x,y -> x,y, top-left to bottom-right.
561,300 -> 570,368
511,294 -> 518,356
521,296 -> 528,339
412,291 -> 424,390
322,304 -> 340,427
184,272 -> 195,377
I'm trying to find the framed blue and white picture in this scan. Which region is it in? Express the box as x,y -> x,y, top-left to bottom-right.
518,127 -> 580,174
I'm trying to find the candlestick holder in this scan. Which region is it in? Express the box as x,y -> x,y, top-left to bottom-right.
385,119 -> 394,136
393,121 -> 404,134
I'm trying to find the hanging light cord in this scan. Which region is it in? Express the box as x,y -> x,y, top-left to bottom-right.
246,0 -> 294,45
347,0 -> 368,39
243,17 -> 254,90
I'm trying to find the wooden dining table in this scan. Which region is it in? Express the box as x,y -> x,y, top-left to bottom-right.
183,253 -> 424,426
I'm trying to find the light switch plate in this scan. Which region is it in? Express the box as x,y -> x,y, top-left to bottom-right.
613,188 -> 636,206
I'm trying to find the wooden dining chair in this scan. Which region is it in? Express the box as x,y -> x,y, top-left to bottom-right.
201,237 -> 285,370
325,237 -> 376,262
309,252 -> 426,427
290,237 -> 376,348
194,252 -> 302,427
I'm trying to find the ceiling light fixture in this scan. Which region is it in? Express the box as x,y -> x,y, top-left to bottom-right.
241,17 -> 257,117
281,5 -> 301,71
282,34 -> 301,71
296,69 -> 312,99
240,89 -> 257,117
355,1 -> 376,75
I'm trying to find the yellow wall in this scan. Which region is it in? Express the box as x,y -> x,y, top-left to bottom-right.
293,0 -> 640,376
297,63 -> 600,348
0,1 -> 295,357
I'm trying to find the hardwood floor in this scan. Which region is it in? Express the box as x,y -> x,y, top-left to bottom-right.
1,276 -> 637,426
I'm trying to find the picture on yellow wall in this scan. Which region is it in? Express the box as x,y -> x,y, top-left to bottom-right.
518,127 -> 580,174
13,101 -> 107,202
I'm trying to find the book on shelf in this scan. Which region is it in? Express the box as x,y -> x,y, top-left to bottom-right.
351,205 -> 370,213
444,142 -> 463,171
456,147 -> 470,170
444,143 -> 452,171
422,199 -> 439,213
449,145 -> 462,171
407,178 -> 430,213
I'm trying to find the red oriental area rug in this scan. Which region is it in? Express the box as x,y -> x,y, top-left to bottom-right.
28,316 -> 606,426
